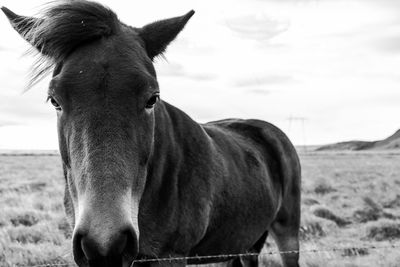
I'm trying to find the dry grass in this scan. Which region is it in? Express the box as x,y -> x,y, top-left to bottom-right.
0,151 -> 400,266
0,155 -> 73,267
294,151 -> 400,267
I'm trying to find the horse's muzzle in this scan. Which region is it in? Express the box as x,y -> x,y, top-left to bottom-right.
72,223 -> 138,267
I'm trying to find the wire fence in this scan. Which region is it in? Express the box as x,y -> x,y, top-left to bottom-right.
12,242 -> 400,267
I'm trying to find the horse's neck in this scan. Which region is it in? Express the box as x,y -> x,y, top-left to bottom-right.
154,100 -> 211,155
149,100 -> 212,180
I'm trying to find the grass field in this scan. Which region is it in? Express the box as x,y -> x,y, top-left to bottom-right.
0,151 -> 399,266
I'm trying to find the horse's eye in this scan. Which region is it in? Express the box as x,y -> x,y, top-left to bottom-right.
48,96 -> 61,110
145,94 -> 159,109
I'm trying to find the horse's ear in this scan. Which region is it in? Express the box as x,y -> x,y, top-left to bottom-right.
1,6 -> 43,52
139,10 -> 195,60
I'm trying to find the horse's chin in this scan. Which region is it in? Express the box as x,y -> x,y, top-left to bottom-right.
123,259 -> 134,267
122,255 -> 135,267
75,257 -> 134,267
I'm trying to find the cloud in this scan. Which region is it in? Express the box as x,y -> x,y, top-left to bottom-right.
156,61 -> 185,76
259,0 -> 400,5
360,0 -> 400,9
373,35 -> 400,54
247,89 -> 271,95
0,93 -> 52,124
156,61 -> 218,81
252,0 -> 309,3
225,15 -> 290,41
233,75 -> 296,88
185,73 -> 218,81
0,120 -> 19,127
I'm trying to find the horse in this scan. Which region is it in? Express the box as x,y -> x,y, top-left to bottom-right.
2,1 -> 301,266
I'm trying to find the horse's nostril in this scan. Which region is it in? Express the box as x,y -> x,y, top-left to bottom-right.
122,227 -> 139,260
73,231 -> 87,266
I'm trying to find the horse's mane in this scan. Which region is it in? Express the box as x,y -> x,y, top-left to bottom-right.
19,0 -> 119,87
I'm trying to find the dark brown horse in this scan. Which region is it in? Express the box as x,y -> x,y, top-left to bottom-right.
2,1 -> 301,266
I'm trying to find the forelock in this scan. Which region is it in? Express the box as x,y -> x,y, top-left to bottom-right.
21,0 -> 119,88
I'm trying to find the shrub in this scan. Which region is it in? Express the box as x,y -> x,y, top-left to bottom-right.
353,197 -> 395,223
300,217 -> 326,240
383,194 -> 400,208
364,219 -> 400,241
303,198 -> 320,206
10,213 -> 39,227
341,247 -> 369,257
313,179 -> 336,195
311,206 -> 350,227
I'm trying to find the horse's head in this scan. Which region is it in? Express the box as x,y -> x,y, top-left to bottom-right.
2,1 -> 193,266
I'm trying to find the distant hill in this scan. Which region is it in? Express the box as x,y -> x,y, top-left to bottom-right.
316,129 -> 400,151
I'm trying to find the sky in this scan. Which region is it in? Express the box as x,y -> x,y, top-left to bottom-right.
0,0 -> 399,150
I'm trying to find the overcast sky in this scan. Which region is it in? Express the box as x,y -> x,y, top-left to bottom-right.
0,0 -> 399,150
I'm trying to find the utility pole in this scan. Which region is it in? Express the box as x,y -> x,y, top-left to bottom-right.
286,116 -> 308,153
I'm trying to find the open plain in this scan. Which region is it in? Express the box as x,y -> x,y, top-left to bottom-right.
0,150 -> 399,266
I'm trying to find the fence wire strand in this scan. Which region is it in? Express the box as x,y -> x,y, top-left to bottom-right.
15,243 -> 400,267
